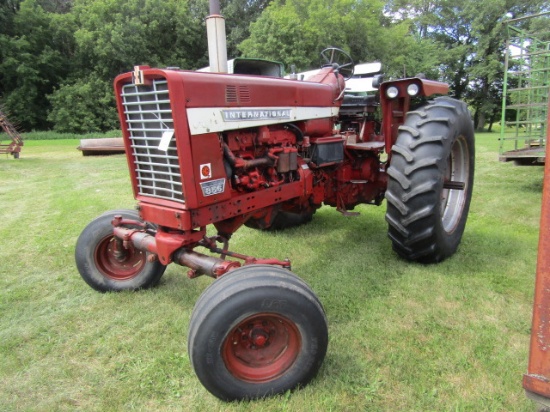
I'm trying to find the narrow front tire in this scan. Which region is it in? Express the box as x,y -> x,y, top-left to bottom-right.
188,265 -> 328,400
75,209 -> 166,292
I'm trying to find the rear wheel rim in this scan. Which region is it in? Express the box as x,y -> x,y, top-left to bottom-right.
94,235 -> 146,281
441,134 -> 470,233
222,313 -> 301,383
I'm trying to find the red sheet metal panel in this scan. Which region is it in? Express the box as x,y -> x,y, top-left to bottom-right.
524,99 -> 550,405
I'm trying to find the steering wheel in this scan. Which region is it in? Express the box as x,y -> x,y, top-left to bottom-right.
320,47 -> 355,80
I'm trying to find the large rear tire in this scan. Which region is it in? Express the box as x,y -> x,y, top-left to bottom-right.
385,97 -> 475,263
188,265 -> 328,401
75,209 -> 166,292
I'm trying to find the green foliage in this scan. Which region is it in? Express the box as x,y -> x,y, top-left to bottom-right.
47,76 -> 119,133
385,0 -> 548,130
239,1 -> 316,70
1,0 -> 208,134
240,0 -> 395,72
72,0 -> 207,79
0,0 -> 70,130
219,0 -> 271,58
0,0 -> 549,133
0,0 -> 20,36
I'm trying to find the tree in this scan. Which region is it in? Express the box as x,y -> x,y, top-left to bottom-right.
1,0 -> 212,133
47,76 -> 119,133
37,0 -> 73,13
46,0 -> 208,133
221,0 -> 271,59
0,0 -> 71,130
385,0 -> 549,130
0,0 -> 21,36
72,0 -> 207,79
238,0 -> 453,81
239,0 -> 411,73
2,0 -> 547,133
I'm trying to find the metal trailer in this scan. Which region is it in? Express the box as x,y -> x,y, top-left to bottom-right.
500,12 -> 550,165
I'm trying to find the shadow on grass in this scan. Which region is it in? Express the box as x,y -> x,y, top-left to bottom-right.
521,176 -> 544,193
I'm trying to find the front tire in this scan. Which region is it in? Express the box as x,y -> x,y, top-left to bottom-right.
188,265 -> 328,401
75,209 -> 166,292
385,97 -> 475,263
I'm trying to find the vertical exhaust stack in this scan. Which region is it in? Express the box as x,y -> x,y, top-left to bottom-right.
206,0 -> 228,73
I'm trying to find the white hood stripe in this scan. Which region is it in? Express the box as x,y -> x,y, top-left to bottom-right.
186,106 -> 339,135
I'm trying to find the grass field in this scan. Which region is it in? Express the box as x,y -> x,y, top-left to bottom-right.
0,134 -> 544,411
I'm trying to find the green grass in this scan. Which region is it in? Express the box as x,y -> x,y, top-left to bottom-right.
0,130 -> 122,141
0,134 -> 544,411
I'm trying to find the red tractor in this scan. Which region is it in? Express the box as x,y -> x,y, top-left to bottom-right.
75,48 -> 475,400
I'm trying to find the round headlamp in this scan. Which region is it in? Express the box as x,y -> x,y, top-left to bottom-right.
407,83 -> 420,96
386,86 -> 399,99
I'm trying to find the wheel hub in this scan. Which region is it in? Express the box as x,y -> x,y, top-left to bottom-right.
95,235 -> 146,281
250,327 -> 269,347
222,313 -> 301,383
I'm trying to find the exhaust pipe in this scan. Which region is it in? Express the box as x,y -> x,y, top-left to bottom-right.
206,0 -> 228,73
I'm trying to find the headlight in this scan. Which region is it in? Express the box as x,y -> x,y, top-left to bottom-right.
386,86 -> 399,99
407,83 -> 420,96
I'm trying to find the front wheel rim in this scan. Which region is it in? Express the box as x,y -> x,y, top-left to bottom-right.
222,313 -> 301,383
94,235 -> 146,281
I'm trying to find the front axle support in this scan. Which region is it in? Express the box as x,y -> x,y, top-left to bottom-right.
112,219 -> 290,278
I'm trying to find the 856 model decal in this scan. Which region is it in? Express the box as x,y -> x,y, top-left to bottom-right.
200,178 -> 226,197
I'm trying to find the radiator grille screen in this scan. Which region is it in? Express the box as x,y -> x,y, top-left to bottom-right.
120,80 -> 184,203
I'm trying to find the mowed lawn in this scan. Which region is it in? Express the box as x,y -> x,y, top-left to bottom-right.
0,134 -> 544,411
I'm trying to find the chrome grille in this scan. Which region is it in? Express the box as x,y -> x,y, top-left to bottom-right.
121,80 -> 184,203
